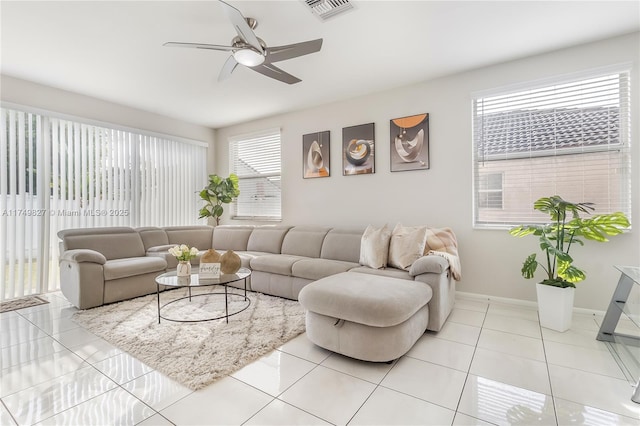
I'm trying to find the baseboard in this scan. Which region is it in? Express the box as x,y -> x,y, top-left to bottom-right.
455,291 -> 606,317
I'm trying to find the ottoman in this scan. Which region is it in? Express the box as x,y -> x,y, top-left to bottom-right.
298,271 -> 433,362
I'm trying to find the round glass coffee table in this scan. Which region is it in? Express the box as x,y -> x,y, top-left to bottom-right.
155,267 -> 251,324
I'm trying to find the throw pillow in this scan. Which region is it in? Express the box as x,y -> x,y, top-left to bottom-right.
359,224 -> 392,269
388,224 -> 428,270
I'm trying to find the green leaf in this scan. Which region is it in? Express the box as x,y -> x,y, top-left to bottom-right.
521,254 -> 538,279
547,246 -> 572,263
509,225 -> 539,237
198,207 -> 211,219
557,262 -> 586,283
212,204 -> 223,218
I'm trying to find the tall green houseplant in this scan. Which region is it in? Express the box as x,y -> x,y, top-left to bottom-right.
510,195 -> 630,288
199,174 -> 240,226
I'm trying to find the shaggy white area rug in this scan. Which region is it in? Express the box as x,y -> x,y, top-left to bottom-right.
72,288 -> 306,390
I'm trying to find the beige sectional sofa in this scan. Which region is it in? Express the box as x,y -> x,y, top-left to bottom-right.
58,224 -> 458,334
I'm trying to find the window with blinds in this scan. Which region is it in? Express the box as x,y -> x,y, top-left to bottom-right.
229,128 -> 281,220
472,70 -> 631,228
0,106 -> 207,300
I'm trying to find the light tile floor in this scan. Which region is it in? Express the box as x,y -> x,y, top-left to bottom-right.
1,292 -> 639,425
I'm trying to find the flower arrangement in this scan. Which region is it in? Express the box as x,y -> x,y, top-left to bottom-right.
168,244 -> 199,262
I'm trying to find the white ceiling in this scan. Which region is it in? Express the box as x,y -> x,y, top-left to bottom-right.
1,1 -> 639,129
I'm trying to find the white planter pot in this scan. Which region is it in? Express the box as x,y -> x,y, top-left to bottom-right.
536,283 -> 575,332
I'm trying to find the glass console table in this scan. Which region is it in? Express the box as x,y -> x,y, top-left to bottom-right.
596,265 -> 640,403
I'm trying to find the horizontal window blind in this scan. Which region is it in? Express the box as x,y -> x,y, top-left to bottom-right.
473,70 -> 631,227
229,129 -> 281,220
1,106 -> 207,300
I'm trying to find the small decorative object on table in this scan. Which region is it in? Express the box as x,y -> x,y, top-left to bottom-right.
168,244 -> 199,277
220,250 -> 241,274
200,249 -> 221,279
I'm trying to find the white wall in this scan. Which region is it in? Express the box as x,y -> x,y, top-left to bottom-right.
215,32 -> 640,311
0,75 -> 217,170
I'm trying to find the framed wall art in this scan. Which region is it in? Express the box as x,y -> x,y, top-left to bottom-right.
342,123 -> 375,175
390,113 -> 429,172
303,131 -> 330,178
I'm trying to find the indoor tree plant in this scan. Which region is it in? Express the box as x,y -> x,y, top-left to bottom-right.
199,173 -> 240,225
510,195 -> 630,332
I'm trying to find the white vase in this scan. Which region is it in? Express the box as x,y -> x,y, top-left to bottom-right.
177,261 -> 192,277
536,283 -> 575,332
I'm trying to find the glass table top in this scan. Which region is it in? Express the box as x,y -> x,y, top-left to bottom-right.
155,267 -> 251,288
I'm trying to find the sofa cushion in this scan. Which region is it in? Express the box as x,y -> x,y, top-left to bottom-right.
359,224 -> 391,269
281,226 -> 331,258
250,254 -> 306,276
247,225 -> 291,253
212,225 -> 254,251
164,226 -> 213,250
320,228 -> 363,263
222,250 -> 270,268
291,258 -> 359,281
388,224 -> 428,270
349,266 -> 412,280
62,230 -> 146,260
298,272 -> 432,327
103,257 -> 167,281
136,227 -> 169,251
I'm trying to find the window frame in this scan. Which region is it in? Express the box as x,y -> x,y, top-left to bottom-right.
471,66 -> 632,229
0,102 -> 207,300
477,172 -> 504,210
228,128 -> 282,221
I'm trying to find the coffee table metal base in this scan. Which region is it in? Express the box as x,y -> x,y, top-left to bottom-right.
157,286 -> 251,324
155,268 -> 252,324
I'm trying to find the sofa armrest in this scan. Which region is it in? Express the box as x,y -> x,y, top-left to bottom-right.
409,255 -> 448,276
60,249 -> 107,265
146,244 -> 175,253
59,250 -> 106,310
411,256 -> 455,332
146,245 -> 177,269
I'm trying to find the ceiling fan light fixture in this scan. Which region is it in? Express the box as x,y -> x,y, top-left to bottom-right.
233,48 -> 265,67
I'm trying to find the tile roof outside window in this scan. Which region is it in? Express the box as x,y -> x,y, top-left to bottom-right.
479,106 -> 620,158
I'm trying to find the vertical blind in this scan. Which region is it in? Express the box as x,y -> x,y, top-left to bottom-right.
1,106 -> 207,300
229,128 -> 282,220
472,70 -> 631,227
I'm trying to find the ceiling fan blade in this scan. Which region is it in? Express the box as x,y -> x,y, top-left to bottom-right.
250,63 -> 301,85
163,42 -> 234,52
266,39 -> 323,63
218,0 -> 264,54
218,56 -> 239,81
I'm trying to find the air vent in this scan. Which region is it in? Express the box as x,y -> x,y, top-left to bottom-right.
303,0 -> 354,21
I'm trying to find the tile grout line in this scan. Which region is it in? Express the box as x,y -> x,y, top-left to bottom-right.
6,304 -> 151,424
538,309 -> 560,426
451,301 -> 490,425
0,399 -> 19,426
235,357 -> 330,425
343,358 -> 400,425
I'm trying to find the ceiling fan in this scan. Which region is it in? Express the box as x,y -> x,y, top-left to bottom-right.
164,0 -> 323,85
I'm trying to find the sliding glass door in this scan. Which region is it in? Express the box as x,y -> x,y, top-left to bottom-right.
1,107 -> 207,300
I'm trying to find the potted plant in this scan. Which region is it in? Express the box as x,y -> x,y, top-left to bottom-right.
198,174 -> 240,226
510,195 -> 630,332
